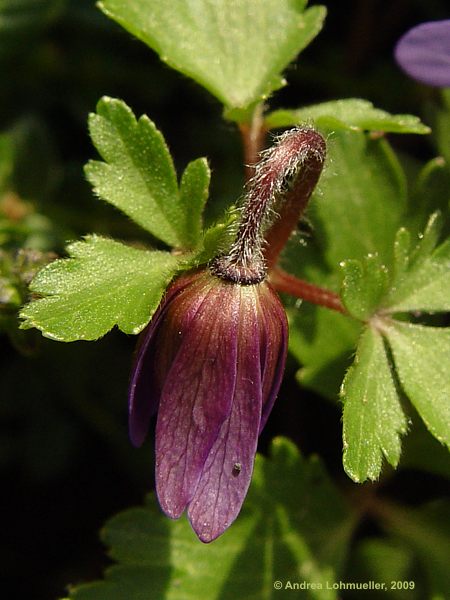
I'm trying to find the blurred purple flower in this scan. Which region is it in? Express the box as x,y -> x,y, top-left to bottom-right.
128,268 -> 287,542
394,20 -> 450,87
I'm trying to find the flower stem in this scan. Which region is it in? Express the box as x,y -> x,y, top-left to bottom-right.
263,130 -> 326,269
269,267 -> 346,314
239,104 -> 267,181
212,127 -> 326,285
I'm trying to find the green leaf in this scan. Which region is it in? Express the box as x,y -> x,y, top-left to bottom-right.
85,97 -> 209,249
20,235 -> 180,341
349,539 -> 417,599
308,131 -> 407,270
382,213 -> 450,313
277,131 -> 406,399
275,131 -> 408,332
384,321 -> 450,449
409,158 -> 450,233
265,99 -> 430,133
378,501 -> 450,598
67,438 -> 353,600
98,0 -> 326,111
179,157 -> 210,248
341,326 -> 407,482
340,254 -> 389,320
434,89 -> 450,165
196,207 -> 238,264
288,304 -> 361,400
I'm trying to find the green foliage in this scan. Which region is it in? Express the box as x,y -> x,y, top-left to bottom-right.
288,304 -> 361,399
280,129 -> 408,401
280,136 -> 449,483
382,213 -> 450,313
341,327 -> 407,482
65,438 -> 354,600
1,0 -> 448,597
85,97 -> 209,249
310,131 -> 407,268
98,0 -> 326,112
348,539 -> 417,599
434,89 -> 450,165
19,99 -> 215,341
340,254 -> 389,320
20,236 -> 181,340
338,213 -> 450,481
384,322 -> 450,449
377,501 -> 450,598
178,157 -> 211,248
265,99 -> 430,133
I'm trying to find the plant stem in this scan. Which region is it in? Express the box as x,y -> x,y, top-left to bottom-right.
269,267 -> 346,314
263,131 -> 326,270
212,127 -> 326,285
239,104 -> 267,181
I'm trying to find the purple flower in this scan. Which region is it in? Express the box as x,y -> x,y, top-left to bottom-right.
394,20 -> 450,87
127,127 -> 325,542
129,268 -> 287,542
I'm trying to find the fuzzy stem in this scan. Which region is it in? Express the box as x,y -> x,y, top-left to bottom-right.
269,268 -> 346,314
212,127 -> 326,285
263,131 -> 326,269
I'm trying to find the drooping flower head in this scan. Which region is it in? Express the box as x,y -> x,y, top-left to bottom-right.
128,127 -> 326,542
394,20 -> 450,87
129,269 -> 287,542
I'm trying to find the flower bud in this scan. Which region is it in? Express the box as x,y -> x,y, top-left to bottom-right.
128,268 -> 287,542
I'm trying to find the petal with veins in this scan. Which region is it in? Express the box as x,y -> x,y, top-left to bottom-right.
156,281 -> 240,519
187,287 -> 263,542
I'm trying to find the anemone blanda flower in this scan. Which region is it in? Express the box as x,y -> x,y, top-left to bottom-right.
129,269 -> 287,542
394,20 -> 450,87
128,126 -> 326,543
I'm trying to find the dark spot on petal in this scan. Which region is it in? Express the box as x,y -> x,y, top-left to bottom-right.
232,462 -> 241,476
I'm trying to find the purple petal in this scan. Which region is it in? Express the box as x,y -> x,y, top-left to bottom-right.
258,284 -> 288,433
128,286 -> 177,448
128,272 -> 209,447
187,287 -> 263,543
155,282 -> 240,520
394,20 -> 450,87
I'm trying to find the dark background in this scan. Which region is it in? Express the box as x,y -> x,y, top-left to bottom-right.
1,1 -> 448,598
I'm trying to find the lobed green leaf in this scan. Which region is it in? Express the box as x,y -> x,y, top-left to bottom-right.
341,327 -> 407,482
98,0 -> 326,111
382,213 -> 450,313
66,438 -> 353,600
20,235 -> 180,341
85,97 -> 209,249
265,99 -> 430,134
340,254 -> 389,320
178,157 -> 210,248
384,321 -> 450,449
